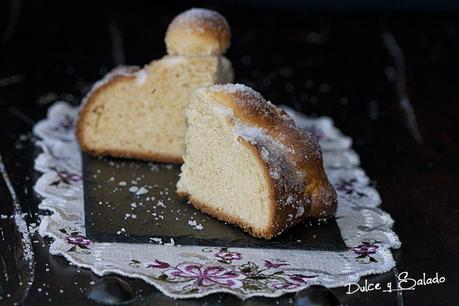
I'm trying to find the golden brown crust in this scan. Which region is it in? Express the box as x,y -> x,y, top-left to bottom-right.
178,191 -> 278,239
82,147 -> 183,164
205,84 -> 337,222
76,66 -> 184,164
165,8 -> 231,56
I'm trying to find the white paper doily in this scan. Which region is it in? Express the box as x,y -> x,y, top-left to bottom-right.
33,102 -> 401,300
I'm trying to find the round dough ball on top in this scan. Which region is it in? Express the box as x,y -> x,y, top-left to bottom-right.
165,8 -> 231,56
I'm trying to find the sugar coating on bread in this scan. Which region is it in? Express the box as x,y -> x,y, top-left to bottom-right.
77,8 -> 233,163
177,84 -> 337,239
165,8 -> 231,56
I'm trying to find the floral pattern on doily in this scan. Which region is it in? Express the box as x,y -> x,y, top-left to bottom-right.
60,226 -> 93,254
32,102 -> 401,299
130,248 -> 320,295
352,240 -> 381,264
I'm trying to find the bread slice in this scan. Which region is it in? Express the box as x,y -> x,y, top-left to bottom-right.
177,84 -> 337,239
76,8 -> 233,163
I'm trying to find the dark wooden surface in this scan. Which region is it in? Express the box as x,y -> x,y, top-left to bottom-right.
1,1 -> 458,305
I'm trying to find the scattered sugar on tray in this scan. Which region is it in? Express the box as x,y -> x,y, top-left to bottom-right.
149,163 -> 160,172
116,227 -> 126,235
128,185 -> 149,196
164,238 -> 175,246
136,187 -> 149,195
188,219 -> 203,230
149,237 -> 163,244
124,213 -> 137,220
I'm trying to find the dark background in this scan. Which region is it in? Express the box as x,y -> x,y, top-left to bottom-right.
1,0 -> 458,305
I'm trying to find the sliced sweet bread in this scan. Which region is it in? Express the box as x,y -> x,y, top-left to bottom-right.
76,8 -> 233,163
177,84 -> 337,239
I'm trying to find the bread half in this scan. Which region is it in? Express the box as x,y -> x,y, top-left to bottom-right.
177,84 -> 337,239
76,8 -> 233,163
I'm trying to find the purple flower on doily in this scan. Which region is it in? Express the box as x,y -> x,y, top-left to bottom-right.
147,260 -> 170,269
59,227 -> 92,254
215,250 -> 242,263
267,274 -> 317,290
162,263 -> 245,289
50,167 -> 82,186
335,181 -> 354,193
267,279 -> 301,290
65,235 -> 92,247
305,126 -> 325,139
264,260 -> 289,269
289,274 -> 318,283
56,114 -> 75,132
130,255 -> 322,293
57,171 -> 82,183
335,179 -> 367,197
352,241 -> 379,264
353,242 -> 378,255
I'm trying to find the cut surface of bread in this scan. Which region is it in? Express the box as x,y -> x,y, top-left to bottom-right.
76,8 -> 233,163
177,84 -> 337,239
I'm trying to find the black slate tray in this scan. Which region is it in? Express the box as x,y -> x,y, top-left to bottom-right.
83,153 -> 346,251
